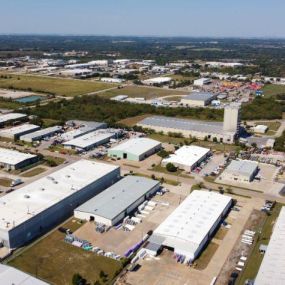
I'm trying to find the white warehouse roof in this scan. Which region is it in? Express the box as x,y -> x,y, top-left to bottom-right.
143,77 -> 172,84
0,113 -> 27,124
0,147 -> 37,166
0,160 -> 119,231
63,129 -> 119,149
0,264 -> 49,285
255,207 -> 285,285
162,145 -> 210,169
153,190 -> 232,260
109,138 -> 161,156
225,160 -> 258,177
0,124 -> 40,137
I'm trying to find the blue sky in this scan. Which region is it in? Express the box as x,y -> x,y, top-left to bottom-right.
1,0 -> 284,37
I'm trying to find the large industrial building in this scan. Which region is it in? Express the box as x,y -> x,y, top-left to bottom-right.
255,207 -> 285,285
0,147 -> 38,170
219,160 -> 259,183
0,264 -> 49,285
137,104 -> 240,144
62,120 -> 107,141
63,129 -> 121,151
0,160 -> 120,248
0,113 -> 27,127
149,190 -> 232,262
74,176 -> 160,226
20,126 -> 62,142
142,77 -> 172,86
181,92 -> 217,107
161,145 -> 210,172
0,124 -> 40,140
193,78 -> 211,86
108,138 -> 161,161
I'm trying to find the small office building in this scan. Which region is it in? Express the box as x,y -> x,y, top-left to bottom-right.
108,138 -> 161,161
219,160 -> 259,182
162,145 -> 211,172
74,176 -> 160,226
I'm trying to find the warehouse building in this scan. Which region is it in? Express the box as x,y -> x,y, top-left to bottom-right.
0,124 -> 40,140
149,190 -> 232,262
62,120 -> 107,141
162,145 -> 210,172
63,129 -> 121,151
142,77 -> 172,86
193,78 -> 211,86
74,176 -> 160,226
0,160 -> 120,248
108,138 -> 161,161
219,159 -> 259,183
255,207 -> 285,285
0,264 -> 49,285
0,113 -> 27,127
181,92 -> 217,107
20,126 -> 62,142
0,147 -> 38,170
137,104 -> 240,144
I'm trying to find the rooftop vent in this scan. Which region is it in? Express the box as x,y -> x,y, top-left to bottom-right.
24,194 -> 30,199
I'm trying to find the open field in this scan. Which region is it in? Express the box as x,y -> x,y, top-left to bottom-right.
262,84 -> 285,97
0,74 -> 114,97
256,120 -> 281,135
118,114 -> 151,126
99,85 -> 186,100
8,219 -> 122,285
21,167 -> 46,177
0,177 -> 12,187
237,203 -> 283,285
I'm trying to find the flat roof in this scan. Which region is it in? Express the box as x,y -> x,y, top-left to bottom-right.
20,126 -> 62,140
75,176 -> 159,220
225,160 -> 258,177
0,124 -> 40,136
183,92 -> 215,101
153,190 -> 232,258
0,160 -> 119,230
109,138 -> 161,156
138,116 -> 228,135
255,207 -> 285,285
0,147 -> 37,166
63,129 -> 119,149
162,146 -> 210,168
0,264 -> 49,285
0,113 -> 26,123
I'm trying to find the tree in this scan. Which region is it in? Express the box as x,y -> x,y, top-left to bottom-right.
213,137 -> 218,143
94,281 -> 101,285
166,163 -> 177,172
72,273 -> 86,285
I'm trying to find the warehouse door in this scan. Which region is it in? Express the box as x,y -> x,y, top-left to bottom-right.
123,153 -> 127,159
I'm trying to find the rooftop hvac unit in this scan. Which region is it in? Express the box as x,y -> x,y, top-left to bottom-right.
24,194 -> 30,199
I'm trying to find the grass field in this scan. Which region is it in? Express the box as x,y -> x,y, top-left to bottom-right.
8,219 -> 122,285
21,167 -> 46,177
0,177 -> 12,187
237,204 -> 283,285
195,242 -> 219,270
119,114 -> 151,126
163,95 -> 185,101
262,84 -> 285,97
256,121 -> 281,135
99,85 -> 186,100
0,74 -> 115,97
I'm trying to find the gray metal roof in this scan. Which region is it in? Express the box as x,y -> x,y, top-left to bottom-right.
226,160 -> 258,177
184,92 -> 216,101
139,116 -> 226,135
65,120 -> 107,131
75,176 -> 160,221
20,126 -> 62,140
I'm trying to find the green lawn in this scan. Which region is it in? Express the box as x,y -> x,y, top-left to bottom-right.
262,84 -> 285,97
195,242 -> 219,270
99,85 -> 186,100
8,219 -> 122,285
44,155 -> 65,167
237,204 -> 283,285
0,74 -> 115,97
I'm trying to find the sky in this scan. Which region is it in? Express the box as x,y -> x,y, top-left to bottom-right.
0,0 -> 284,38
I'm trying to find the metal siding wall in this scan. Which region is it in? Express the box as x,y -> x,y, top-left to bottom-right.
8,168 -> 120,248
